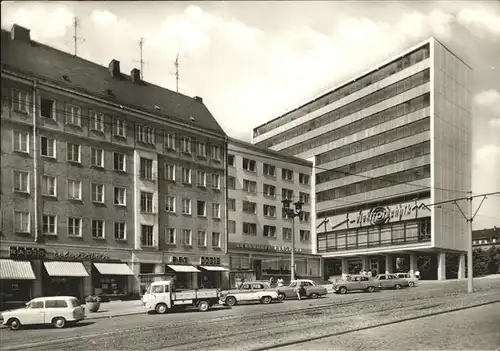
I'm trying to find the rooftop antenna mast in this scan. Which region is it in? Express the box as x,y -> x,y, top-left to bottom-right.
72,17 -> 85,57
174,53 -> 180,92
139,37 -> 145,79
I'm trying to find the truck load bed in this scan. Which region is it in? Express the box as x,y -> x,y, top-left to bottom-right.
172,289 -> 220,301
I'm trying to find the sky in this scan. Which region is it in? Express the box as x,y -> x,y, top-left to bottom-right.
1,1 -> 499,230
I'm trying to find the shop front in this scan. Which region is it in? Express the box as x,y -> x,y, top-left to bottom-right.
198,256 -> 229,289
0,250 -> 37,310
42,260 -> 89,300
92,262 -> 135,298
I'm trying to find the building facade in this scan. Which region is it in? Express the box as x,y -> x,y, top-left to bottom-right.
253,37 -> 472,280
0,24 -> 229,305
227,138 -> 321,287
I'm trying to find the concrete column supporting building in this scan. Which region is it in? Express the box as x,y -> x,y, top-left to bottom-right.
129,262 -> 141,295
82,261 -> 93,297
154,263 -> 165,282
341,258 -> 348,275
437,252 -> 446,280
385,255 -> 393,274
409,253 -> 418,278
32,260 -> 44,298
458,253 -> 466,279
361,257 -> 369,271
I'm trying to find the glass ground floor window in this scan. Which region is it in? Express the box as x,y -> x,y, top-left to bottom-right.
44,277 -> 83,300
0,280 -> 32,302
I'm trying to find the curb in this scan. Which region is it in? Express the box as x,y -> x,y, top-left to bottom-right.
85,310 -> 147,320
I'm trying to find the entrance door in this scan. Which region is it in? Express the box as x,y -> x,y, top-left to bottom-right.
253,260 -> 262,280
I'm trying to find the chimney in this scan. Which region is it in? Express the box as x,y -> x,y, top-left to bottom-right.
10,24 -> 31,43
108,59 -> 121,78
193,96 -> 203,103
131,68 -> 141,83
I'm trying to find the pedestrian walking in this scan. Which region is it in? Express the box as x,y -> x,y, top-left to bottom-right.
294,281 -> 305,300
277,278 -> 284,287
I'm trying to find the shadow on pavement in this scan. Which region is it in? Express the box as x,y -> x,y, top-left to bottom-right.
6,321 -> 95,331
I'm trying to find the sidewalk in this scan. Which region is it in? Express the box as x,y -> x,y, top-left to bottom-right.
84,300 -> 146,320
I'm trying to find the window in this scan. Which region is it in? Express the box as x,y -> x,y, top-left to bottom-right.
14,211 -> 30,233
182,198 -> 191,215
91,148 -> 104,167
227,154 -> 235,166
263,184 -> 276,197
198,230 -> 207,246
182,229 -> 192,245
45,300 -> 68,308
228,220 -> 236,234
182,168 -> 191,184
197,142 -> 207,157
212,232 -> 221,247
299,173 -> 310,185
140,158 -> 153,180
197,171 -> 206,187
68,217 -> 82,236
263,164 -> 276,177
13,131 -> 29,153
91,183 -> 105,203
263,204 -> 276,217
141,225 -> 154,246
67,143 -> 81,163
66,104 -> 81,126
43,215 -> 57,235
165,196 -> 175,212
41,175 -> 56,197
300,230 -> 310,241
41,137 -> 55,157
243,222 -> 257,235
299,192 -> 310,203
263,225 -> 276,237
211,174 -> 220,190
140,192 -> 153,213
212,203 -> 221,219
92,220 -> 105,238
40,98 -> 55,119
282,227 -> 292,241
27,301 -> 44,309
211,145 -> 221,161
114,222 -> 126,240
228,198 -> 236,211
90,111 -> 104,132
227,176 -> 236,190
181,137 -> 191,153
165,164 -> 175,181
113,153 -> 126,171
282,169 -> 293,181
114,118 -> 126,137
243,180 -> 257,193
68,180 -> 81,200
12,90 -> 30,114
242,158 -> 256,172
13,170 -> 29,193
282,188 -> 293,200
242,201 -> 256,214
165,133 -> 175,150
299,211 -> 310,222
197,200 -> 206,216
166,228 -> 176,244
114,187 -> 126,206
136,125 -> 155,144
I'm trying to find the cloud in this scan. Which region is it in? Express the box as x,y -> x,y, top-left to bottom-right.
473,89 -> 500,112
90,10 -> 118,24
457,5 -> 500,37
489,118 -> 500,128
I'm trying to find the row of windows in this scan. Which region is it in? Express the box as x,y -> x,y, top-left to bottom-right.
316,165 -> 431,203
253,44 -> 430,136
227,198 -> 310,221
227,155 -> 310,185
227,178 -> 309,201
316,141 -> 431,184
166,197 -> 222,218
257,68 -> 430,148
282,92 -> 430,155
227,220 -> 311,241
165,228 -> 221,248
316,117 -> 430,166
8,90 -> 224,158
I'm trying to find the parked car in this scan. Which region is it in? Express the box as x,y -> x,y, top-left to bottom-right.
220,282 -> 279,306
395,273 -> 419,287
373,274 -> 410,289
276,279 -> 328,300
332,275 -> 380,294
1,296 -> 85,330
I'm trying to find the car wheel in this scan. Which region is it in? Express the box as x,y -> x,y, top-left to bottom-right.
52,317 -> 66,329
367,286 -> 375,293
8,318 -> 21,331
277,293 -> 286,301
225,296 -> 237,306
409,281 -> 415,287
155,303 -> 168,314
394,284 -> 402,290
198,300 -> 210,312
261,296 -> 272,304
339,287 -> 348,294
309,293 -> 319,299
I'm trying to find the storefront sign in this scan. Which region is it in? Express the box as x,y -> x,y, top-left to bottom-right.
200,256 -> 221,266
317,199 -> 431,233
9,246 -> 46,259
171,256 -> 189,264
53,251 -> 109,261
229,243 -> 304,253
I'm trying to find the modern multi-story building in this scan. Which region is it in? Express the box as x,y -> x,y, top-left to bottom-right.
0,24 -> 228,304
226,138 -> 321,286
253,37 -> 472,280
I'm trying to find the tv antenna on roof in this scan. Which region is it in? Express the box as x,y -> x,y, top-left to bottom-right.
134,37 -> 146,80
174,53 -> 180,92
72,17 -> 85,57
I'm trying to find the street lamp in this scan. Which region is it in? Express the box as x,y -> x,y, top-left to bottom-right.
281,199 -> 304,281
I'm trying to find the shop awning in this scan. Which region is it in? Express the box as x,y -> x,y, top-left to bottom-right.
200,266 -> 229,272
0,259 -> 36,280
43,261 -> 89,277
167,265 -> 200,273
93,263 -> 134,276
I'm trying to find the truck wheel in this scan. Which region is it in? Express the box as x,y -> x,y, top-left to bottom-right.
225,296 -> 237,306
278,293 -> 286,301
261,296 -> 272,304
8,318 -> 21,331
198,300 -> 210,312
367,286 -> 375,293
394,284 -> 402,290
309,293 -> 319,299
339,287 -> 348,294
155,303 -> 168,314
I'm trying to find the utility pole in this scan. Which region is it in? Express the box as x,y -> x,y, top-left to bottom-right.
174,53 -> 180,93
72,17 -> 85,57
139,37 -> 145,80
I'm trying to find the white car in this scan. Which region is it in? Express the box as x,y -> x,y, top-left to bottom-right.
1,296 -> 85,330
220,282 -> 279,306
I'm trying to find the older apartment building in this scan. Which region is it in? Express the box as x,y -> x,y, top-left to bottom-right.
0,24 -> 228,304
253,37 -> 472,280
227,138 -> 321,286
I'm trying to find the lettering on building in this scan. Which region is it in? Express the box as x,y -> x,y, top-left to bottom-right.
53,251 -> 109,261
200,256 -> 221,266
233,243 -> 303,253
171,256 -> 188,264
9,246 -> 46,259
